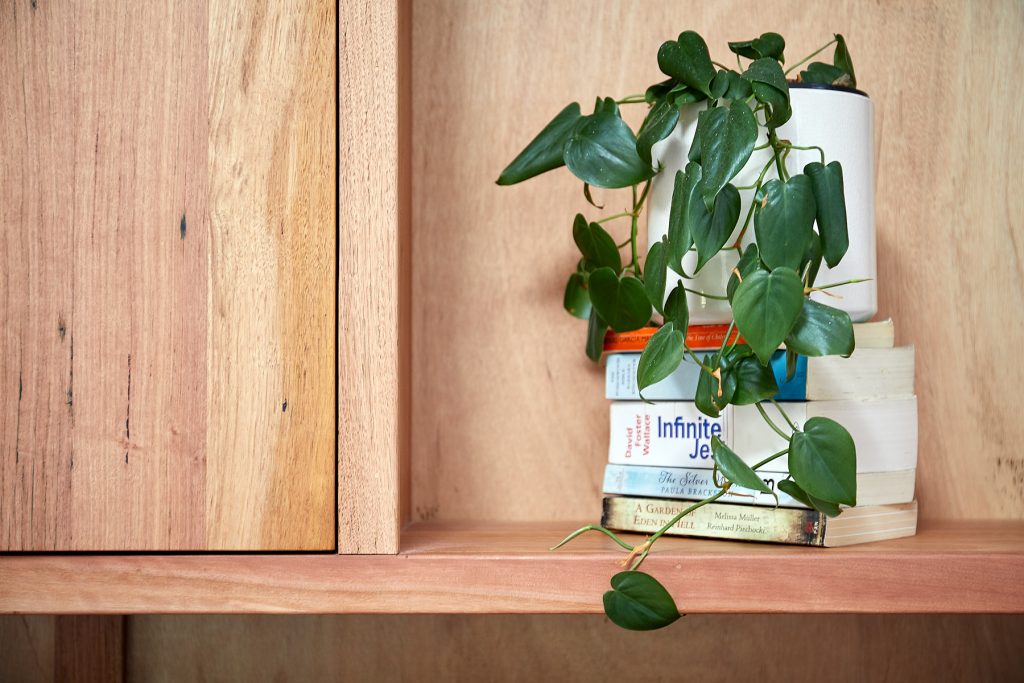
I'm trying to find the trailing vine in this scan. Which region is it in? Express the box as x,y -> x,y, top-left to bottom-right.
498,31 -> 863,630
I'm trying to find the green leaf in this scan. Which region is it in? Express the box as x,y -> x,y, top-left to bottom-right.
643,240 -> 668,314
754,176 -> 817,271
666,166 -> 697,273
743,57 -> 788,92
727,244 -> 765,302
728,33 -> 786,63
799,61 -> 847,86
743,58 -> 791,128
657,31 -> 716,98
691,183 -> 741,272
586,310 -> 608,362
732,267 -> 804,365
588,267 -> 652,332
583,183 -> 604,209
563,272 -> 591,320
671,84 -> 705,106
572,214 -> 622,271
710,70 -> 753,101
785,299 -> 855,357
603,571 -> 680,631
497,103 -> 582,185
698,101 -> 757,211
636,100 -> 680,166
645,78 -> 677,104
695,353 -> 736,417
731,353 -> 779,404
833,34 -> 856,88
804,161 -> 849,268
789,417 -> 857,506
712,437 -> 777,497
800,231 -> 823,287
663,280 -> 689,331
637,323 -> 685,392
563,109 -> 654,189
777,479 -> 842,517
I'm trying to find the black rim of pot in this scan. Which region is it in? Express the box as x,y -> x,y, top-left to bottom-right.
787,81 -> 868,98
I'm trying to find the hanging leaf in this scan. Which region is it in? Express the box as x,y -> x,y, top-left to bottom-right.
563,107 -> 654,189
603,571 -> 680,631
657,31 -> 716,98
695,353 -> 736,417
799,62 -> 848,86
712,437 -> 777,499
710,70 -> 754,101
727,243 -> 766,302
731,353 -> 780,404
833,34 -> 857,87
732,267 -> 804,365
777,479 -> 842,517
663,280 -> 689,331
691,183 -> 741,272
698,100 -> 757,211
636,100 -> 681,166
800,231 -> 824,288
637,322 -> 686,392
563,272 -> 592,320
643,240 -> 668,314
586,310 -> 608,362
646,78 -> 677,103
583,183 -> 604,209
785,299 -> 855,357
588,267 -> 652,332
743,58 -> 791,128
754,176 -> 817,271
497,103 -> 582,185
728,33 -> 786,63
789,417 -> 857,506
572,214 -> 622,271
804,161 -> 849,268
666,165 -> 699,273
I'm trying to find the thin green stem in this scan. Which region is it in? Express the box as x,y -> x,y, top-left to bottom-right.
811,277 -> 872,291
615,94 -> 647,104
616,237 -> 632,248
550,524 -> 635,552
683,287 -> 729,301
751,447 -> 789,471
630,185 -> 640,276
768,130 -> 786,179
711,60 -> 730,70
756,401 -> 791,441
783,143 -> 826,165
596,211 -> 635,224
684,346 -> 715,374
629,490 -> 729,570
720,319 -> 738,355
769,399 -> 799,432
784,38 -> 838,76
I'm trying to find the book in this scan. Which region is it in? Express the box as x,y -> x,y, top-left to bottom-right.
601,496 -> 919,546
605,347 -> 915,401
608,397 -> 918,472
602,464 -> 917,508
603,318 -> 896,354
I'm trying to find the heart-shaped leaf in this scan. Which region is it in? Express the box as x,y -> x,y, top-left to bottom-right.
695,353 -> 736,417
698,101 -> 757,211
497,103 -> 582,185
603,571 -> 680,631
804,161 -> 849,268
586,310 -> 608,362
636,100 -> 680,166
799,62 -> 848,86
563,108 -> 654,189
744,59 -> 791,128
732,267 -> 804,365
731,353 -> 780,404
777,479 -> 842,517
744,57 -> 788,93
800,231 -> 824,287
712,437 -> 777,498
645,78 -> 677,104
692,183 -> 741,272
833,34 -> 856,87
710,70 -> 753,101
589,267 -> 652,332
637,322 -> 685,393
573,214 -> 622,271
754,176 -> 817,271
727,244 -> 766,302
666,166 -> 699,273
657,31 -> 716,98
785,299 -> 855,357
643,240 -> 668,314
563,272 -> 591,320
663,280 -> 689,331
789,417 -> 857,506
729,33 -> 786,63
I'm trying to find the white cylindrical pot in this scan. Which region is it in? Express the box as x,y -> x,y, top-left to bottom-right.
647,85 -> 877,323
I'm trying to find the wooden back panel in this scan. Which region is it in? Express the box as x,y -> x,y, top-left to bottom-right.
0,1 -> 336,550
410,0 -> 1024,522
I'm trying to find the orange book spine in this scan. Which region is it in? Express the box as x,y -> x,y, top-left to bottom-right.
604,324 -> 743,353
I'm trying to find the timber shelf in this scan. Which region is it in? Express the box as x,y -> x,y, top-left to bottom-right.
2,519 -> 1022,614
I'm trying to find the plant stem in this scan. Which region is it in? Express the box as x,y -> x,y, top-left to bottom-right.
550,524 -> 636,552
768,129 -> 786,179
615,94 -> 647,104
683,287 -> 729,301
784,38 -> 838,76
629,490 -> 729,570
596,211 -> 635,224
783,143 -> 826,165
810,277 -> 872,291
631,185 -> 640,276
751,447 -> 789,470
769,399 -> 799,432
684,346 -> 715,374
720,319 -> 738,354
756,401 -> 791,440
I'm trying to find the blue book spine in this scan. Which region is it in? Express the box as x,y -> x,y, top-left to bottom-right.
605,351 -> 808,400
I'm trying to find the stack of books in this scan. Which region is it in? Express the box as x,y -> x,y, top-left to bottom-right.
598,321 -> 919,547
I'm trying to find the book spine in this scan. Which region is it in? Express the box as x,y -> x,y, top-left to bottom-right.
602,464 -> 803,508
605,352 -> 808,401
604,325 -> 742,353
601,496 -> 825,546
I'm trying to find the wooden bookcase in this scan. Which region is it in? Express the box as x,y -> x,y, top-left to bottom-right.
2,0 -> 1023,615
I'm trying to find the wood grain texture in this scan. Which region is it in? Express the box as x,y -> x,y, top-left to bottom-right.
0,520 -> 1021,614
0,615 -> 54,682
337,0 -> 410,553
54,616 -> 124,683
0,1 -> 335,550
121,614 -> 1024,683
409,0 -> 1024,524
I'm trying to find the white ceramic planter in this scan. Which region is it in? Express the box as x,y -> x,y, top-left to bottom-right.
647,85 -> 877,323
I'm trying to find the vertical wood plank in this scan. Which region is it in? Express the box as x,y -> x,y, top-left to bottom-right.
338,0 -> 409,553
54,616 -> 124,683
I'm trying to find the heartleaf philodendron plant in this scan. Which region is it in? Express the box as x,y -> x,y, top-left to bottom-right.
499,32 -> 865,630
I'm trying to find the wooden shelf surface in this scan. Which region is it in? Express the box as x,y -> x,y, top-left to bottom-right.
1,520 -> 1022,615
